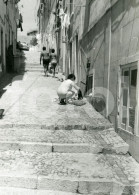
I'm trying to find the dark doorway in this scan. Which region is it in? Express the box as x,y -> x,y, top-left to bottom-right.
75,35 -> 79,82
70,42 -> 72,73
86,74 -> 93,95
1,30 -> 4,72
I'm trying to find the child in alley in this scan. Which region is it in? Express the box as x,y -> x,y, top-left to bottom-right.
57,74 -> 80,105
40,47 -> 50,76
50,49 -> 57,77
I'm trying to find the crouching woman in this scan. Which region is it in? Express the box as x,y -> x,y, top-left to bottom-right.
57,74 -> 80,105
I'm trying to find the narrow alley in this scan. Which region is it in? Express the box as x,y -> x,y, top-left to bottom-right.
0,0 -> 139,194
0,50 -> 138,195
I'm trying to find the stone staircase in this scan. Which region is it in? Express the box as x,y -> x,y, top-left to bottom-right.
0,124 -> 137,195
0,60 -> 137,194
20,63 -> 44,73
0,127 -> 128,154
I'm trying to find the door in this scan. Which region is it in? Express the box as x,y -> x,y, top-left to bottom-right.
5,34 -> 7,71
75,35 -> 79,83
1,30 -> 4,72
129,67 -> 137,132
120,65 -> 137,134
86,74 -> 93,95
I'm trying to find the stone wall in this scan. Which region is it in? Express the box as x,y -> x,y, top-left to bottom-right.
79,0 -> 139,119
0,0 -> 18,74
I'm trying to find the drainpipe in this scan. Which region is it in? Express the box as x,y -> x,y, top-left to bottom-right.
106,9 -> 111,118
62,28 -> 66,74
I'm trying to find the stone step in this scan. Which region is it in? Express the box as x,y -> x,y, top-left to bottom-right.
21,68 -> 44,71
0,187 -> 79,195
20,68 -> 44,72
0,187 -> 137,195
0,141 -> 103,154
25,63 -> 41,66
0,128 -> 129,154
0,152 -> 136,194
22,64 -> 42,67
21,70 -> 44,73
0,123 -> 113,131
20,66 -> 44,71
24,66 -> 44,69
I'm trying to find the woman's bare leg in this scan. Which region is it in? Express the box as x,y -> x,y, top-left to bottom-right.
66,91 -> 75,104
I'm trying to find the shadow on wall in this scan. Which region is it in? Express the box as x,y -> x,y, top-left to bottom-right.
6,45 -> 26,76
80,0 -> 139,94
0,47 -> 27,99
83,0 -> 139,34
111,0 -> 139,32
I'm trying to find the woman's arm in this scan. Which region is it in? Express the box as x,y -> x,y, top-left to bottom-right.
72,82 -> 80,91
40,53 -> 43,64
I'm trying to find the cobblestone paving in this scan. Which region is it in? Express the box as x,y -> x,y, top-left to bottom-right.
0,73 -> 16,91
0,150 -> 138,184
0,127 -> 128,154
0,150 -> 138,195
0,71 -> 111,130
0,188 -> 79,195
0,51 -> 138,194
0,50 -> 109,129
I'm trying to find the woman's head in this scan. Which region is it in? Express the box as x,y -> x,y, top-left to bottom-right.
67,74 -> 76,81
51,48 -> 55,53
43,47 -> 46,51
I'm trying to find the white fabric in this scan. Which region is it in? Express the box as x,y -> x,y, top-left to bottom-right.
62,14 -> 70,29
59,8 -> 65,17
57,79 -> 75,95
15,8 -> 20,20
65,14 -> 70,28
16,19 -> 20,26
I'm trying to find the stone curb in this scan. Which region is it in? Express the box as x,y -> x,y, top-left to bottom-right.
0,175 -> 37,189
0,141 -> 103,154
52,143 -> 103,153
41,124 -> 113,131
0,187 -> 79,195
0,126 -> 128,154
0,141 -> 52,153
0,174 -> 137,194
0,123 -> 113,131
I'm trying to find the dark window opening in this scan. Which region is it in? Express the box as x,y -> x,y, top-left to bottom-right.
131,69 -> 137,86
70,0 -> 73,15
86,75 -> 93,95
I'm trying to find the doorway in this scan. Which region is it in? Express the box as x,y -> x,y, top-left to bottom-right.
5,34 -> 7,72
1,30 -> 4,72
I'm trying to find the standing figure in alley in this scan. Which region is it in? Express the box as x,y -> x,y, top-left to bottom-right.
50,48 -> 57,77
40,47 -> 50,76
57,74 -> 80,105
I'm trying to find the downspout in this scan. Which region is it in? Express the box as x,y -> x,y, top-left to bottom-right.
106,8 -> 111,118
62,28 -> 66,74
135,61 -> 139,135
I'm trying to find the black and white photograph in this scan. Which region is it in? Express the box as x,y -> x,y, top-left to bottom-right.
0,0 -> 138,194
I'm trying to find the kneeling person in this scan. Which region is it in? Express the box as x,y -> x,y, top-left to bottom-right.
57,74 -> 80,105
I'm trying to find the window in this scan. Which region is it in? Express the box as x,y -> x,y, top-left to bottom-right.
120,65 -> 138,134
86,75 -> 93,95
131,69 -> 137,86
70,0 -> 73,15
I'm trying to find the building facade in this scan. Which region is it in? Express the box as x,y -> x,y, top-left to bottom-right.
36,0 -> 139,161
36,0 -> 57,51
0,0 -> 21,75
